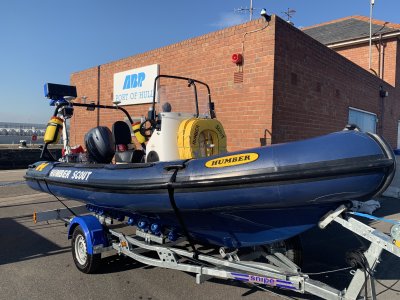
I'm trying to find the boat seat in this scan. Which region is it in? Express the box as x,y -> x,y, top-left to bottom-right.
85,126 -> 115,164
112,121 -> 144,163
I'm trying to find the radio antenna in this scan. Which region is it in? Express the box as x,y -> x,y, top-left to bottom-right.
282,8 -> 296,25
234,0 -> 255,21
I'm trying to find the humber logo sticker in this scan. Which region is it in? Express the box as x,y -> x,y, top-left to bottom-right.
35,163 -> 49,171
205,153 -> 259,168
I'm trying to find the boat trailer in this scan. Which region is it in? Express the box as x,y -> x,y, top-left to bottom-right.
33,204 -> 400,300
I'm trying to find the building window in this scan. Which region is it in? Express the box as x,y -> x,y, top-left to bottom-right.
348,107 -> 377,133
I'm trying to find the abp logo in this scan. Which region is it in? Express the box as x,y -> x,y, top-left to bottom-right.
123,72 -> 146,90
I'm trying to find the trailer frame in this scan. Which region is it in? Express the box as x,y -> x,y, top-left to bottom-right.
34,204 -> 400,300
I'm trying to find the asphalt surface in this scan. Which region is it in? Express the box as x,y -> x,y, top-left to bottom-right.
1,169 -> 400,300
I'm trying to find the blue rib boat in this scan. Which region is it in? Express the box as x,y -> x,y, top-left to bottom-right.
25,77 -> 395,249
25,129 -> 395,248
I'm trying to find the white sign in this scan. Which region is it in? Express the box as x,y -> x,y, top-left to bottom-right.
113,64 -> 159,105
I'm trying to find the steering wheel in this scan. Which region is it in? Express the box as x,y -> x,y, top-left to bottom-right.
139,119 -> 156,138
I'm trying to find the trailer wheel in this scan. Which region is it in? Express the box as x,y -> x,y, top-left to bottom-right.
71,226 -> 101,273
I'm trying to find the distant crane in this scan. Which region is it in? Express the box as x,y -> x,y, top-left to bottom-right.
282,8 -> 296,25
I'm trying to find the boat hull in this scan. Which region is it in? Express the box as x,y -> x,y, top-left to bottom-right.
25,130 -> 395,247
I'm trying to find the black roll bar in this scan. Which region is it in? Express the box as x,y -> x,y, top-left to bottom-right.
151,75 -> 215,121
53,102 -> 134,125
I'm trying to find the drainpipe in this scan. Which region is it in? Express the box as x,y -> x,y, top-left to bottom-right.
378,34 -> 382,78
241,16 -> 270,73
97,65 -> 101,126
369,0 -> 375,70
378,34 -> 386,80
379,86 -> 389,135
380,93 -> 384,135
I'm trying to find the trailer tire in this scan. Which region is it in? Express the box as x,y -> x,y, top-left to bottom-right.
282,236 -> 303,267
71,226 -> 101,273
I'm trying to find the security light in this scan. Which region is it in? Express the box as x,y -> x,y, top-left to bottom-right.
379,86 -> 389,98
260,8 -> 271,22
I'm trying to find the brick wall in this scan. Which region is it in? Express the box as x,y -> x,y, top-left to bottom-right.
70,18 -> 276,152
272,17 -> 399,147
335,38 -> 398,87
70,15 -> 400,152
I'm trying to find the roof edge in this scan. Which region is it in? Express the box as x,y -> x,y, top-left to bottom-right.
327,30 -> 400,49
302,15 -> 400,31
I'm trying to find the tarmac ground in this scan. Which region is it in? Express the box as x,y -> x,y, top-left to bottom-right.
1,169 -> 400,300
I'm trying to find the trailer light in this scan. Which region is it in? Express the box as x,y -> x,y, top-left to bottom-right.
33,211 -> 37,224
391,224 -> 400,247
120,241 -> 127,248
391,224 -> 400,239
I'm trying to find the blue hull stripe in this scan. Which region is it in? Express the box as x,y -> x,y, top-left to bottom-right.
276,284 -> 297,290
230,272 -> 248,277
276,279 -> 294,285
232,277 -> 248,281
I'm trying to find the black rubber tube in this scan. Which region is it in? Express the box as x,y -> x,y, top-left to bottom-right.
166,165 -> 199,257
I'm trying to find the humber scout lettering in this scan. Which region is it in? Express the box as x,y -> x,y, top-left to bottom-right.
205,153 -> 259,168
49,169 -> 92,181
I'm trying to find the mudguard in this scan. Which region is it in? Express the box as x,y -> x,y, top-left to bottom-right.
67,215 -> 107,254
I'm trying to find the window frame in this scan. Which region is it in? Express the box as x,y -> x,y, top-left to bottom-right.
348,107 -> 377,133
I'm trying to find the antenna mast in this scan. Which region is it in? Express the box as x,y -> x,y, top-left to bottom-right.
369,0 -> 375,70
234,0 -> 255,21
282,8 -> 296,25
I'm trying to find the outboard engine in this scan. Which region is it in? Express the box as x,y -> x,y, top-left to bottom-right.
85,126 -> 115,163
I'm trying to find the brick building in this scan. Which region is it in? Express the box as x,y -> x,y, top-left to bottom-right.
69,15 -> 400,152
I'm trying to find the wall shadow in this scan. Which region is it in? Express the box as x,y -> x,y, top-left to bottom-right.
0,218 -> 69,266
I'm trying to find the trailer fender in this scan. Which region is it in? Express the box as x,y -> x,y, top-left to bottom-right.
67,215 -> 107,254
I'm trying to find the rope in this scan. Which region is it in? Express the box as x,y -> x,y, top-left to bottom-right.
349,211 -> 400,225
304,266 -> 353,276
44,180 -> 77,217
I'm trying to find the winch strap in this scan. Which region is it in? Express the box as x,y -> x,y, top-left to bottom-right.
349,211 -> 400,225
44,180 -> 77,217
167,167 -> 198,257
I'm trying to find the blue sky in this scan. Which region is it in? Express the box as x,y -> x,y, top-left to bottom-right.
0,0 -> 399,124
